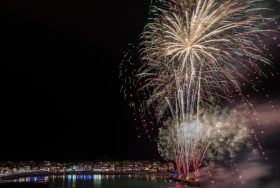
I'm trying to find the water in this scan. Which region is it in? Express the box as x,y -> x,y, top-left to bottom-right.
14,175 -> 185,188
13,172 -> 279,188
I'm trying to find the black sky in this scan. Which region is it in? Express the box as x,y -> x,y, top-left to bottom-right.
0,0 -> 156,161
0,0 -> 279,162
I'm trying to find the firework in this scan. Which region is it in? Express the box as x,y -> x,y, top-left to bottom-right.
158,109 -> 251,180
138,1 -> 277,180
139,0 -> 274,120
121,0 -> 278,183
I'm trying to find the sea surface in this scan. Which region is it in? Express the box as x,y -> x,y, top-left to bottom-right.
13,172 -> 279,188
14,175 -> 185,188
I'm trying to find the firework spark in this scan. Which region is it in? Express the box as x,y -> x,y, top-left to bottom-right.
158,109 -> 251,180
139,0 -> 275,120
121,0 -> 278,183
137,1 -> 277,180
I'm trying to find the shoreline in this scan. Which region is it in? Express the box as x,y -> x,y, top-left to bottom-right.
0,172 -> 200,187
0,171 -> 170,181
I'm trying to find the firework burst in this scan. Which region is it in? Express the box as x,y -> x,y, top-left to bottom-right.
139,0 -> 275,120
121,0 -> 278,183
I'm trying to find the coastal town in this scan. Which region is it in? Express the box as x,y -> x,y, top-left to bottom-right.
0,161 -> 175,179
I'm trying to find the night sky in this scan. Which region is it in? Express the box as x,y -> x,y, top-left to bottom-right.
0,0 -> 154,161
0,0 -> 280,162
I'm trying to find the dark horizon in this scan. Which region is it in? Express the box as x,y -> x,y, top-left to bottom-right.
1,0 -> 280,162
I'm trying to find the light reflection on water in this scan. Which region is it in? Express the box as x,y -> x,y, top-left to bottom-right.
14,176 -> 49,183
14,175 -> 184,188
